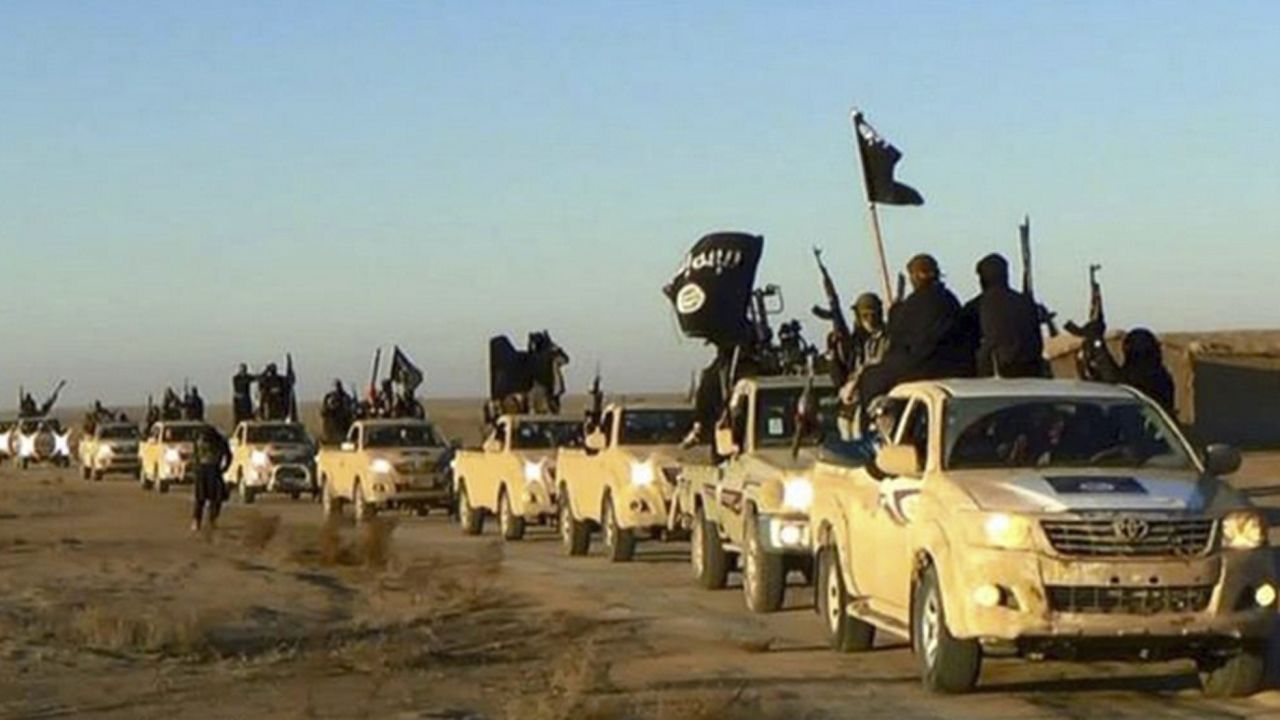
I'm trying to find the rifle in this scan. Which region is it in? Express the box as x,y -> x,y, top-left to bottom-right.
895,272 -> 906,305
809,247 -> 854,381
789,360 -> 817,459
588,366 -> 604,427
367,348 -> 382,402
286,353 -> 298,421
1064,264 -> 1105,339
1019,216 -> 1059,337
40,380 -> 67,416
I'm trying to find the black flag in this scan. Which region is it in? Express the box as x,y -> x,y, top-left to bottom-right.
662,232 -> 764,348
488,336 -> 532,400
853,112 -> 924,206
390,346 -> 424,395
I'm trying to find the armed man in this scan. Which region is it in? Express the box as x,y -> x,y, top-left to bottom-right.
232,364 -> 255,424
856,254 -> 975,410
184,386 -> 205,420
965,253 -> 1046,378
258,364 -> 287,420
162,388 -> 183,420
18,392 -> 38,418
321,380 -> 353,443
190,426 -> 231,533
1085,328 -> 1176,414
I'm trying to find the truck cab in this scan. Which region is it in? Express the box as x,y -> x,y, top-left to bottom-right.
453,414 -> 582,540
555,402 -> 696,561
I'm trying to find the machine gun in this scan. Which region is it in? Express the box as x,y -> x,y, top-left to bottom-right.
1019,216 -> 1059,337
40,380 -> 67,417
747,284 -> 784,350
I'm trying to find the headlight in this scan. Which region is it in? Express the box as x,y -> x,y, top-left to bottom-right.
523,461 -> 543,482
251,450 -> 270,467
973,512 -> 1034,550
164,447 -> 181,464
782,477 -> 813,511
1222,511 -> 1266,550
371,458 -> 393,474
630,462 -> 655,487
19,435 -> 36,458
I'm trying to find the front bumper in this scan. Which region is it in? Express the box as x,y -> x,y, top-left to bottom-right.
244,463 -> 316,493
366,472 -> 453,507
944,545 -> 1276,651
94,456 -> 141,473
756,513 -> 812,554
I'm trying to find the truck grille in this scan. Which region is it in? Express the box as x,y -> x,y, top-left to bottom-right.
1046,584 -> 1214,615
1040,517 -> 1215,557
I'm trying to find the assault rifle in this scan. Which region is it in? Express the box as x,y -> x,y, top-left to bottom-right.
809,247 -> 854,384
1019,216 -> 1058,337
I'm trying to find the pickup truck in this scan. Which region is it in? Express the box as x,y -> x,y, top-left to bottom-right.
555,401 -> 695,561
676,375 -> 837,613
139,420 -> 214,493
225,420 -> 317,503
808,378 -> 1275,697
78,422 -> 141,481
9,418 -> 73,470
317,418 -> 453,522
453,414 -> 582,540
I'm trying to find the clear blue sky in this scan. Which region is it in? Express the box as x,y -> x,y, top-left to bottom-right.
2,1 -> 1277,409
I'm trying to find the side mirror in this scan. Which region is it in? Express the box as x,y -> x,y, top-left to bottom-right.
482,438 -> 502,454
585,431 -> 607,452
876,443 -> 922,478
1204,443 -> 1242,476
340,441 -> 355,452
714,426 -> 740,458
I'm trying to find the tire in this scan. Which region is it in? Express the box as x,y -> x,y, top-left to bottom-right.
559,491 -> 590,556
913,565 -> 981,694
817,545 -> 875,652
92,469 -> 104,482
742,508 -> 785,613
458,484 -> 483,536
498,488 -> 525,541
1198,645 -> 1267,698
140,468 -> 153,491
321,477 -> 343,519
692,505 -> 730,590
81,465 -> 91,480
239,473 -> 256,505
352,481 -> 375,524
158,480 -> 170,494
602,495 -> 635,562
290,491 -> 301,501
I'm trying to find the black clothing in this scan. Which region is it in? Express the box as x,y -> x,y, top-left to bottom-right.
321,389 -> 352,443
968,286 -> 1045,378
232,371 -> 255,424
185,393 -> 205,421
860,282 -> 975,403
193,468 -> 224,526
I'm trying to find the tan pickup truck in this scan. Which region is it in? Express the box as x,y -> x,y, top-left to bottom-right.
139,420 -> 212,493
452,414 -> 582,540
225,420 -> 317,503
675,375 -> 837,613
10,418 -> 74,470
78,422 -> 141,481
809,378 -> 1275,697
317,419 -> 453,522
555,402 -> 695,561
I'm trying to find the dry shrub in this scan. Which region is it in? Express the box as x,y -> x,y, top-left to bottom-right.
358,517 -> 396,569
56,605 -> 218,656
511,634 -> 615,720
241,512 -> 281,551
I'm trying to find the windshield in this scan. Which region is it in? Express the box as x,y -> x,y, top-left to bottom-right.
512,421 -> 583,450
619,409 -> 695,445
246,424 -> 310,445
754,386 -> 838,448
100,426 -> 139,440
163,425 -> 204,442
945,397 -> 1194,471
365,424 -> 442,448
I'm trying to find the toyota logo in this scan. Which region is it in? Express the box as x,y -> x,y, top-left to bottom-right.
1113,515 -> 1150,542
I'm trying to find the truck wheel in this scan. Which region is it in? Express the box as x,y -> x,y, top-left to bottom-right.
602,495 -> 635,562
158,480 -> 170,494
290,491 -> 301,501
140,468 -> 153,491
240,479 -> 256,505
92,469 -> 104,482
498,489 -> 525,541
692,505 -> 730,590
817,546 -> 875,652
352,482 -> 375,524
81,465 -> 91,480
1198,645 -> 1267,698
913,565 -> 981,693
743,509 -> 785,613
321,477 -> 343,518
458,484 -> 483,536
559,492 -> 589,556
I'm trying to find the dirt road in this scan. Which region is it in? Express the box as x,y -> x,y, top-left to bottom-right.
4,458 -> 1280,719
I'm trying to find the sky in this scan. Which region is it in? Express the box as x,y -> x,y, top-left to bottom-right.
2,1 -> 1277,409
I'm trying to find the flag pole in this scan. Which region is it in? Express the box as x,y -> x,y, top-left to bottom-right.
850,110 -> 895,303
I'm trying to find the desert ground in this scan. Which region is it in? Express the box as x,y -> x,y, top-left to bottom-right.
4,401 -> 1280,719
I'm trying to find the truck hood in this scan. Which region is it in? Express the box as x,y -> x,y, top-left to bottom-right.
952,468 -> 1222,514
746,448 -> 819,475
